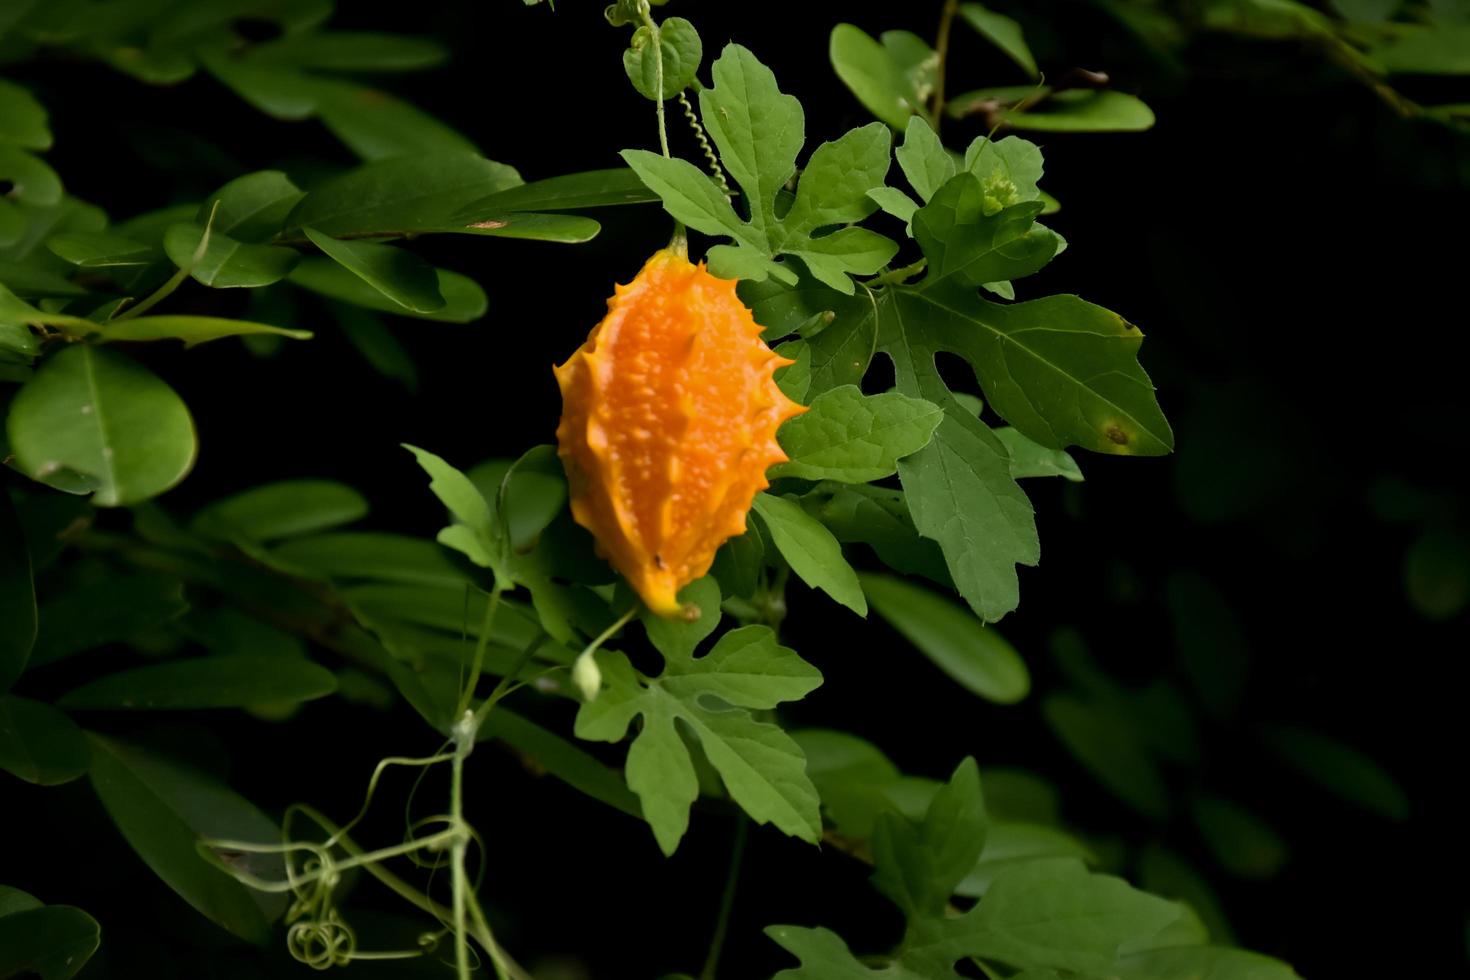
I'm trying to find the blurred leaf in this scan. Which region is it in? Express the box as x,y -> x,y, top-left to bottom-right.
960,4 -> 1038,77
0,147 -> 60,206
795,727 -> 902,838
289,256 -> 486,322
1262,726 -> 1409,820
805,483 -> 951,585
1116,946 -> 1303,979
60,654 -> 337,710
1371,25 -> 1470,74
1190,795 -> 1288,879
303,227 -> 445,313
5,346 -> 196,506
773,386 -> 943,483
753,492 -> 867,615
0,905 -> 99,980
624,16 -> 702,100
862,573 -> 1029,703
1166,572 -> 1250,719
193,479 -> 368,543
0,694 -> 88,785
0,79 -> 52,150
1004,90 -> 1155,132
271,532 -> 467,588
480,707 -> 642,819
313,79 -> 478,161
331,303 -> 417,388
287,151 -> 522,238
995,426 -> 1083,481
0,493 -> 36,691
164,222 -> 299,288
1403,530 -> 1470,619
0,884 -> 40,916
453,168 -> 659,217
1044,693 -> 1170,820
30,571 -> 188,669
980,767 -> 1060,825
248,31 -> 447,72
87,734 -> 279,943
182,607 -> 307,661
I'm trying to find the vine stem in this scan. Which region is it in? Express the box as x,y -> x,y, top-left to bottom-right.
930,0 -> 961,131
638,0 -> 670,158
457,586 -> 503,716
699,816 -> 749,980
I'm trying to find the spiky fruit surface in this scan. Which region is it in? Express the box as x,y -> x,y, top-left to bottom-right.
554,249 -> 806,618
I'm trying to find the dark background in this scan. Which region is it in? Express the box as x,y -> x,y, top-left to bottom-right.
8,1 -> 1469,977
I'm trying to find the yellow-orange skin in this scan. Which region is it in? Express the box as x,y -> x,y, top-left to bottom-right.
554,249 -> 806,618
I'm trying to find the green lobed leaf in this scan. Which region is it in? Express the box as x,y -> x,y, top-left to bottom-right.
59,654 -> 337,710
0,905 -> 100,980
896,117 -> 956,204
773,385 -> 943,483
862,573 -> 1029,703
193,479 -> 369,543
624,16 -> 702,100
752,492 -> 867,615
1116,946 -> 1303,979
289,256 -> 486,322
87,734 -> 280,943
303,226 -> 445,313
995,426 -> 1083,481
5,345 -> 197,506
0,694 -> 89,785
804,483 -> 951,587
0,494 -> 36,691
576,579 -> 823,855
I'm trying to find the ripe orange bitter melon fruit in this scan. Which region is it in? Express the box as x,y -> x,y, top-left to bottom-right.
554,248 -> 806,619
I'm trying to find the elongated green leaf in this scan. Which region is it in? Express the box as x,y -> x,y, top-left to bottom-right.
773,385 -> 942,482
0,494 -> 36,691
577,584 -> 822,855
303,226 -> 445,313
1190,795 -> 1288,879
60,654 -> 336,710
1004,91 -> 1155,132
454,168 -> 659,217
193,479 -> 368,543
287,152 -> 522,237
1261,726 -> 1409,820
0,79 -> 52,150
314,79 -> 478,162
87,734 -> 279,943
752,493 -> 866,615
960,4 -> 1038,77
5,345 -> 197,506
90,314 -> 312,347
1044,693 -> 1170,819
0,906 -> 99,980
498,444 -> 567,554
862,573 -> 1028,703
1117,946 -> 1303,979
0,695 -> 88,785
164,222 -> 299,288
271,532 -> 468,588
46,231 -> 153,268
445,211 -> 600,242
289,256 -> 485,322
249,32 -> 447,72
29,572 -> 188,669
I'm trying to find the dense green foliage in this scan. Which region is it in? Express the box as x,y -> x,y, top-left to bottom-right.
5,0 -> 1459,977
